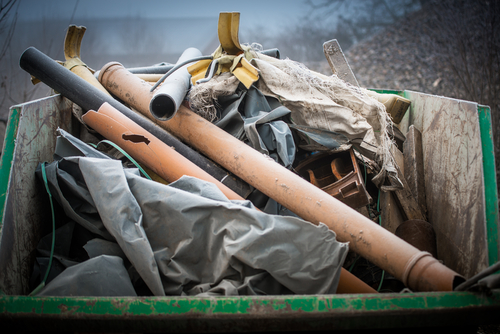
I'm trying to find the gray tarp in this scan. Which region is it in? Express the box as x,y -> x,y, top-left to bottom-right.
37,255 -> 137,297
36,130 -> 348,296
215,86 -> 296,168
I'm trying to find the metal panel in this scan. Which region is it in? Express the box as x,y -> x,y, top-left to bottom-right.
0,292 -> 499,332
477,105 -> 500,266
403,91 -> 488,278
0,95 -> 74,295
0,107 -> 20,224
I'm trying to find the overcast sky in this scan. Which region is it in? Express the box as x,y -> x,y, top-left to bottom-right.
17,0 -> 312,34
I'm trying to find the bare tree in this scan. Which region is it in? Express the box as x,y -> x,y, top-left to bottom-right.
0,0 -> 19,62
0,0 -> 19,115
245,0 -> 423,68
305,0 -> 424,44
425,1 -> 500,111
424,0 -> 500,181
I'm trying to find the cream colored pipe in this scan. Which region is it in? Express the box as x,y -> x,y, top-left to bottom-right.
98,62 -> 463,292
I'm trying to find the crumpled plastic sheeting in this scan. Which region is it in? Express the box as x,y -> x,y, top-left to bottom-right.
189,74 -> 296,169
215,86 -> 296,168
37,255 -> 137,297
30,221 -> 98,290
289,124 -> 351,152
38,130 -> 349,296
251,55 -> 381,153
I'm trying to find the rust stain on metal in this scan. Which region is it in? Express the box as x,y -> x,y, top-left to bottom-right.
58,303 -> 81,314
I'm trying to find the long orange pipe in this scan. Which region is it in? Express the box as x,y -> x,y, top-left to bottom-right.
98,62 -> 463,292
82,100 -> 376,294
82,102 -> 241,201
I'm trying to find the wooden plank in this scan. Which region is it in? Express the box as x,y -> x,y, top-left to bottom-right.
405,91 -> 488,278
403,125 -> 427,215
323,39 -> 360,87
380,190 -> 406,234
392,161 -> 427,222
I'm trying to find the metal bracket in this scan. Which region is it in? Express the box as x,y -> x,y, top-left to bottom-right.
188,12 -> 259,89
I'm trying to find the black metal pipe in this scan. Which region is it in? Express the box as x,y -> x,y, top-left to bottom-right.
19,47 -> 252,198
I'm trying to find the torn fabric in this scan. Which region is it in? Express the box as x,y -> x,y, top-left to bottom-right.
251,54 -> 403,190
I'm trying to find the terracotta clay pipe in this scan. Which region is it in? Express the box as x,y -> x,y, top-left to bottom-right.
81,102 -> 242,201
97,62 -> 463,292
83,100 -> 376,294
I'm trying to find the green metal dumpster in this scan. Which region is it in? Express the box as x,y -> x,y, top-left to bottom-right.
0,90 -> 499,332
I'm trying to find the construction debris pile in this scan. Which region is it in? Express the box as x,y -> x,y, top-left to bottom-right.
21,13 -> 466,297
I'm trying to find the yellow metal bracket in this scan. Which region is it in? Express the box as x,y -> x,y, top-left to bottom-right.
188,58 -> 214,85
30,25 -> 96,85
188,12 -> 259,89
218,12 -> 243,55
62,25 -> 94,72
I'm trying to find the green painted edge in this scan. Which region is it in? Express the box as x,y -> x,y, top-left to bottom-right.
1,291 -> 499,316
369,89 -> 405,97
0,106 -> 21,228
478,104 -> 499,266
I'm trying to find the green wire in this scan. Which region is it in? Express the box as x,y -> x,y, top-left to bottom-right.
348,254 -> 361,272
29,162 -> 55,296
29,138 -> 152,295
96,140 -> 152,180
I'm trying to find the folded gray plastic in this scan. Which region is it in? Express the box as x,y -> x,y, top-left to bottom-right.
38,130 -> 349,296
37,255 -> 137,297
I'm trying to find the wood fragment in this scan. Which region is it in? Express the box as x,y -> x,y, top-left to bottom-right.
403,125 -> 427,215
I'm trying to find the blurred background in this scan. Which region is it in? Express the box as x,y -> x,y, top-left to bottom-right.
1,0 -> 499,178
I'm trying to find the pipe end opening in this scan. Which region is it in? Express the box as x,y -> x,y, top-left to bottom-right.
150,95 -> 176,121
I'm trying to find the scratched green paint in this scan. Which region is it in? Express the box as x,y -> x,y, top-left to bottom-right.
213,298 -> 252,313
318,296 -> 351,311
270,299 -> 288,310
0,107 -> 20,227
286,297 -> 317,312
370,89 -> 405,97
477,105 -> 499,266
2,292 -> 500,317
